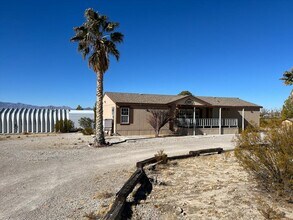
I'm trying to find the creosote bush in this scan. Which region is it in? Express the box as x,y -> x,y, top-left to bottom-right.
55,119 -> 74,133
235,125 -> 293,200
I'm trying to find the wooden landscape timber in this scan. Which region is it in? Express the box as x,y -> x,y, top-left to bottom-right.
103,147 -> 224,219
136,157 -> 157,168
189,147 -> 223,156
103,168 -> 149,220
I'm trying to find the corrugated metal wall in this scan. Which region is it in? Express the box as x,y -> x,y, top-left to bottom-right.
0,108 -> 69,134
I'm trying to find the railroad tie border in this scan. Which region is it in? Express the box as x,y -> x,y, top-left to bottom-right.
103,147 -> 224,220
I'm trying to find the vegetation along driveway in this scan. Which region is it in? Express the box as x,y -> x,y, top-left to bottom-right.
0,133 -> 235,220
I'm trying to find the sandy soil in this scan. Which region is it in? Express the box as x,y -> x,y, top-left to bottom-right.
0,133 -> 235,220
132,152 -> 293,220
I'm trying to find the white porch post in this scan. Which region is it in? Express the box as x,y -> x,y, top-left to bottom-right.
193,107 -> 196,136
113,106 -> 117,134
219,107 -> 222,135
242,108 -> 245,131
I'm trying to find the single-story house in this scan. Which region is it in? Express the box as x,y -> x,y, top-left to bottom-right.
103,92 -> 262,136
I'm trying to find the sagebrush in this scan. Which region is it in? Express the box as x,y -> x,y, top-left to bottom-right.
235,125 -> 293,200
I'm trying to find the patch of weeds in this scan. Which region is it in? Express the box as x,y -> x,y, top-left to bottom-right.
93,191 -> 114,200
170,161 -> 178,166
166,171 -> 175,176
155,150 -> 168,164
257,198 -> 286,219
84,211 -> 98,220
223,151 -> 232,161
6,135 -> 10,138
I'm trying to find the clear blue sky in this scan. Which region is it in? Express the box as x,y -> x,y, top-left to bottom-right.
0,0 -> 292,109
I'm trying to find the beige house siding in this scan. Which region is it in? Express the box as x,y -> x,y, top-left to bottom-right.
242,107 -> 260,127
103,94 -> 116,132
103,92 -> 261,136
116,104 -> 172,136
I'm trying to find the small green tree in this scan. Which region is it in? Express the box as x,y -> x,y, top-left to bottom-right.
76,105 -> 83,110
281,91 -> 293,120
178,90 -> 193,96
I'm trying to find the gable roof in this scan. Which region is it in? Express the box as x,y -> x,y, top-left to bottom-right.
105,92 -> 187,105
105,92 -> 262,108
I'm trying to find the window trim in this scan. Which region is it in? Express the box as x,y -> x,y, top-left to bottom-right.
120,107 -> 130,125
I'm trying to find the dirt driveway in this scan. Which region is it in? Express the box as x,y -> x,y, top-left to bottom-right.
0,133 -> 235,220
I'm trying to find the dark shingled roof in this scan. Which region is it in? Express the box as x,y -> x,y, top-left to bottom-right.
105,92 -> 187,104
105,92 -> 262,107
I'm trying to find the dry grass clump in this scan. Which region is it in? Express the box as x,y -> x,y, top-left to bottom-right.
257,199 -> 286,219
235,125 -> 293,200
92,191 -> 114,200
154,150 -> 168,164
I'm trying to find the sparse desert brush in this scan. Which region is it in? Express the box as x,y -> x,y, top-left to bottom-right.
155,150 -> 168,164
82,127 -> 94,135
257,198 -> 286,219
235,125 -> 293,199
260,118 -> 282,130
93,191 -> 114,200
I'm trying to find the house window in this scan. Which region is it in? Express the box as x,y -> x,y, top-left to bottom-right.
120,107 -> 129,124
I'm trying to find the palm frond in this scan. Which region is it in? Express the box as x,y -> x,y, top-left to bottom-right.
71,8 -> 123,73
110,32 -> 124,43
105,22 -> 119,32
281,70 -> 293,85
104,40 -> 120,60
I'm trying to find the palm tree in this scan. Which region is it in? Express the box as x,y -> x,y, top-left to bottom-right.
71,8 -> 123,147
281,68 -> 293,85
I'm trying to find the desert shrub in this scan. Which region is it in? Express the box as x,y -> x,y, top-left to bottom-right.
82,127 -> 94,135
78,117 -> 94,129
155,149 -> 168,164
55,119 -> 74,133
260,118 -> 282,129
235,125 -> 293,199
78,117 -> 94,135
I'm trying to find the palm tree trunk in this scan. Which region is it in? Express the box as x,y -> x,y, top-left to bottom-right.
94,71 -> 106,146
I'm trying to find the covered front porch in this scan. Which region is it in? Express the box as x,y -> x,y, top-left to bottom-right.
174,105 -> 245,135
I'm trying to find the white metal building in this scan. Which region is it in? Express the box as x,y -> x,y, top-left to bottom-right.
0,108 -> 96,134
0,108 -> 69,134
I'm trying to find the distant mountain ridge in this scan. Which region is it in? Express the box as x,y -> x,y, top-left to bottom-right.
0,101 -> 72,110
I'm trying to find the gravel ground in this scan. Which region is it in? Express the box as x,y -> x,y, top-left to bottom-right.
0,133 -> 235,220
131,152 -> 293,220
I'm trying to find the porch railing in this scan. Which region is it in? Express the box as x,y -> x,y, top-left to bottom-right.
176,118 -> 238,128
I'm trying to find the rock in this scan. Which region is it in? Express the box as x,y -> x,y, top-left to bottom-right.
175,207 -> 183,215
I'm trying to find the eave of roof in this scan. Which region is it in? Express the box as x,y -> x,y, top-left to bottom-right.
105,92 -> 188,105
104,92 -> 262,108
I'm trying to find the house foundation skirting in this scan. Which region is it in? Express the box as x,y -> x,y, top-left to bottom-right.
175,127 -> 239,136
116,127 -> 238,136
